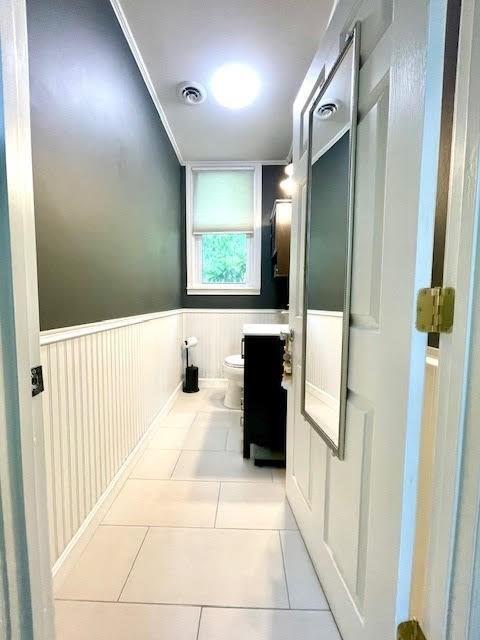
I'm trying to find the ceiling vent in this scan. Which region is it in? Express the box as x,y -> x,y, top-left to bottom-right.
315,101 -> 339,120
177,81 -> 206,105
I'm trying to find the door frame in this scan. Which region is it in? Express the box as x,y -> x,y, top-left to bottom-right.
421,0 -> 480,636
0,0 -> 54,637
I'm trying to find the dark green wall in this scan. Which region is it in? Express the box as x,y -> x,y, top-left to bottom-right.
27,0 -> 182,330
181,165 -> 289,309
307,133 -> 349,311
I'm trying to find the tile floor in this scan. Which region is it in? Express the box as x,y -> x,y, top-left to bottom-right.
55,388 -> 341,639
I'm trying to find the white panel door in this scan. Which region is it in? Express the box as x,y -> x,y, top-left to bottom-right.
286,0 -> 446,638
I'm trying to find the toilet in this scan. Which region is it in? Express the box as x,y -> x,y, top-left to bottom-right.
223,354 -> 244,409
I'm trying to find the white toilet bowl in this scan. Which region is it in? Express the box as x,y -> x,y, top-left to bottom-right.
223,354 -> 244,409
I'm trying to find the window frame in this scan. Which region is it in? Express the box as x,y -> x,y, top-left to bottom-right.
186,161 -> 262,295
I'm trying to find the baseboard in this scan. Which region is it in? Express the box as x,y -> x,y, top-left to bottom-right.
51,380 -> 182,590
305,381 -> 338,410
199,378 -> 228,389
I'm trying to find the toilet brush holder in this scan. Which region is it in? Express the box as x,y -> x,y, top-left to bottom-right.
183,364 -> 199,393
183,336 -> 199,393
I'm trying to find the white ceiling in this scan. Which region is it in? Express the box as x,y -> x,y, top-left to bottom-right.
311,43 -> 353,161
117,0 -> 334,163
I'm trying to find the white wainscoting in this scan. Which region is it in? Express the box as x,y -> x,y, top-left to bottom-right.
40,307 -> 284,566
40,310 -> 183,564
183,309 -> 284,379
305,310 -> 343,402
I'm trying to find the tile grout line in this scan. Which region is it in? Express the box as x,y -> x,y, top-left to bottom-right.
222,426 -> 229,452
168,449 -> 183,479
148,447 -> 236,453
195,606 -> 203,640
278,530 -> 291,609
213,483 -> 222,528
99,523 -> 298,532
116,526 -> 149,602
55,597 -> 329,612
127,477 -> 274,484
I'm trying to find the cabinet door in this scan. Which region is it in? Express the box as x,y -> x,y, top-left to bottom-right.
273,201 -> 292,277
244,337 -> 286,454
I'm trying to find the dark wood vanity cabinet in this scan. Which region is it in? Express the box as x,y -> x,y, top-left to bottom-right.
270,199 -> 292,278
242,335 -> 287,465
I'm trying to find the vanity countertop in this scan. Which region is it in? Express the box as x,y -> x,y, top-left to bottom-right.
242,323 -> 289,337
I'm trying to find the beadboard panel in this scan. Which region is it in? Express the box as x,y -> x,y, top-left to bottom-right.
40,312 -> 183,563
183,310 -> 284,378
306,311 -> 343,401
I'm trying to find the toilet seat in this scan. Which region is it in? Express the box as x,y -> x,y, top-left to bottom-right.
224,354 -> 244,368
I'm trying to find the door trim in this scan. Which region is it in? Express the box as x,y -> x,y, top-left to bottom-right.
422,0 -> 480,636
0,0 -> 54,637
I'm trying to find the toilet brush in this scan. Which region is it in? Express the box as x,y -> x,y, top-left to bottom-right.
183,336 -> 199,393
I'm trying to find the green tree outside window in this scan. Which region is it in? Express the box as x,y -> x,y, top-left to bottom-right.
202,233 -> 247,284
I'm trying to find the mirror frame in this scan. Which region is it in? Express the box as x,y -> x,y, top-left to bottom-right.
301,23 -> 361,460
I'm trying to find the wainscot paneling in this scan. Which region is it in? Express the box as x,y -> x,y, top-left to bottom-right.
40,310 -> 183,564
183,309 -> 284,379
40,308 -> 285,566
306,310 -> 343,402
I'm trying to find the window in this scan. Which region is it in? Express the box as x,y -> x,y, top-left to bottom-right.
186,163 -> 262,295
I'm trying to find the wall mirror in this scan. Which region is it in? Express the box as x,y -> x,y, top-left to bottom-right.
302,25 -> 360,459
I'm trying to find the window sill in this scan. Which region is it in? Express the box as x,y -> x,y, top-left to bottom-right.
187,287 -> 261,296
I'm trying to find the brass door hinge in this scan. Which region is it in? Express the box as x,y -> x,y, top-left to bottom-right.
397,619 -> 427,640
416,287 -> 455,333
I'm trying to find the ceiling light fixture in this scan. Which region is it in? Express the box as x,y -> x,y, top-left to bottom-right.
211,63 -> 260,109
280,163 -> 296,196
280,177 -> 296,197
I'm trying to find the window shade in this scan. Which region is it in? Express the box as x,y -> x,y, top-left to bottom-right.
192,169 -> 255,233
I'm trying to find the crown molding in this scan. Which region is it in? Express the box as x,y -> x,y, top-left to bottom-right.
109,0 -> 185,165
261,159 -> 289,165
285,139 -> 293,163
185,159 -> 287,166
